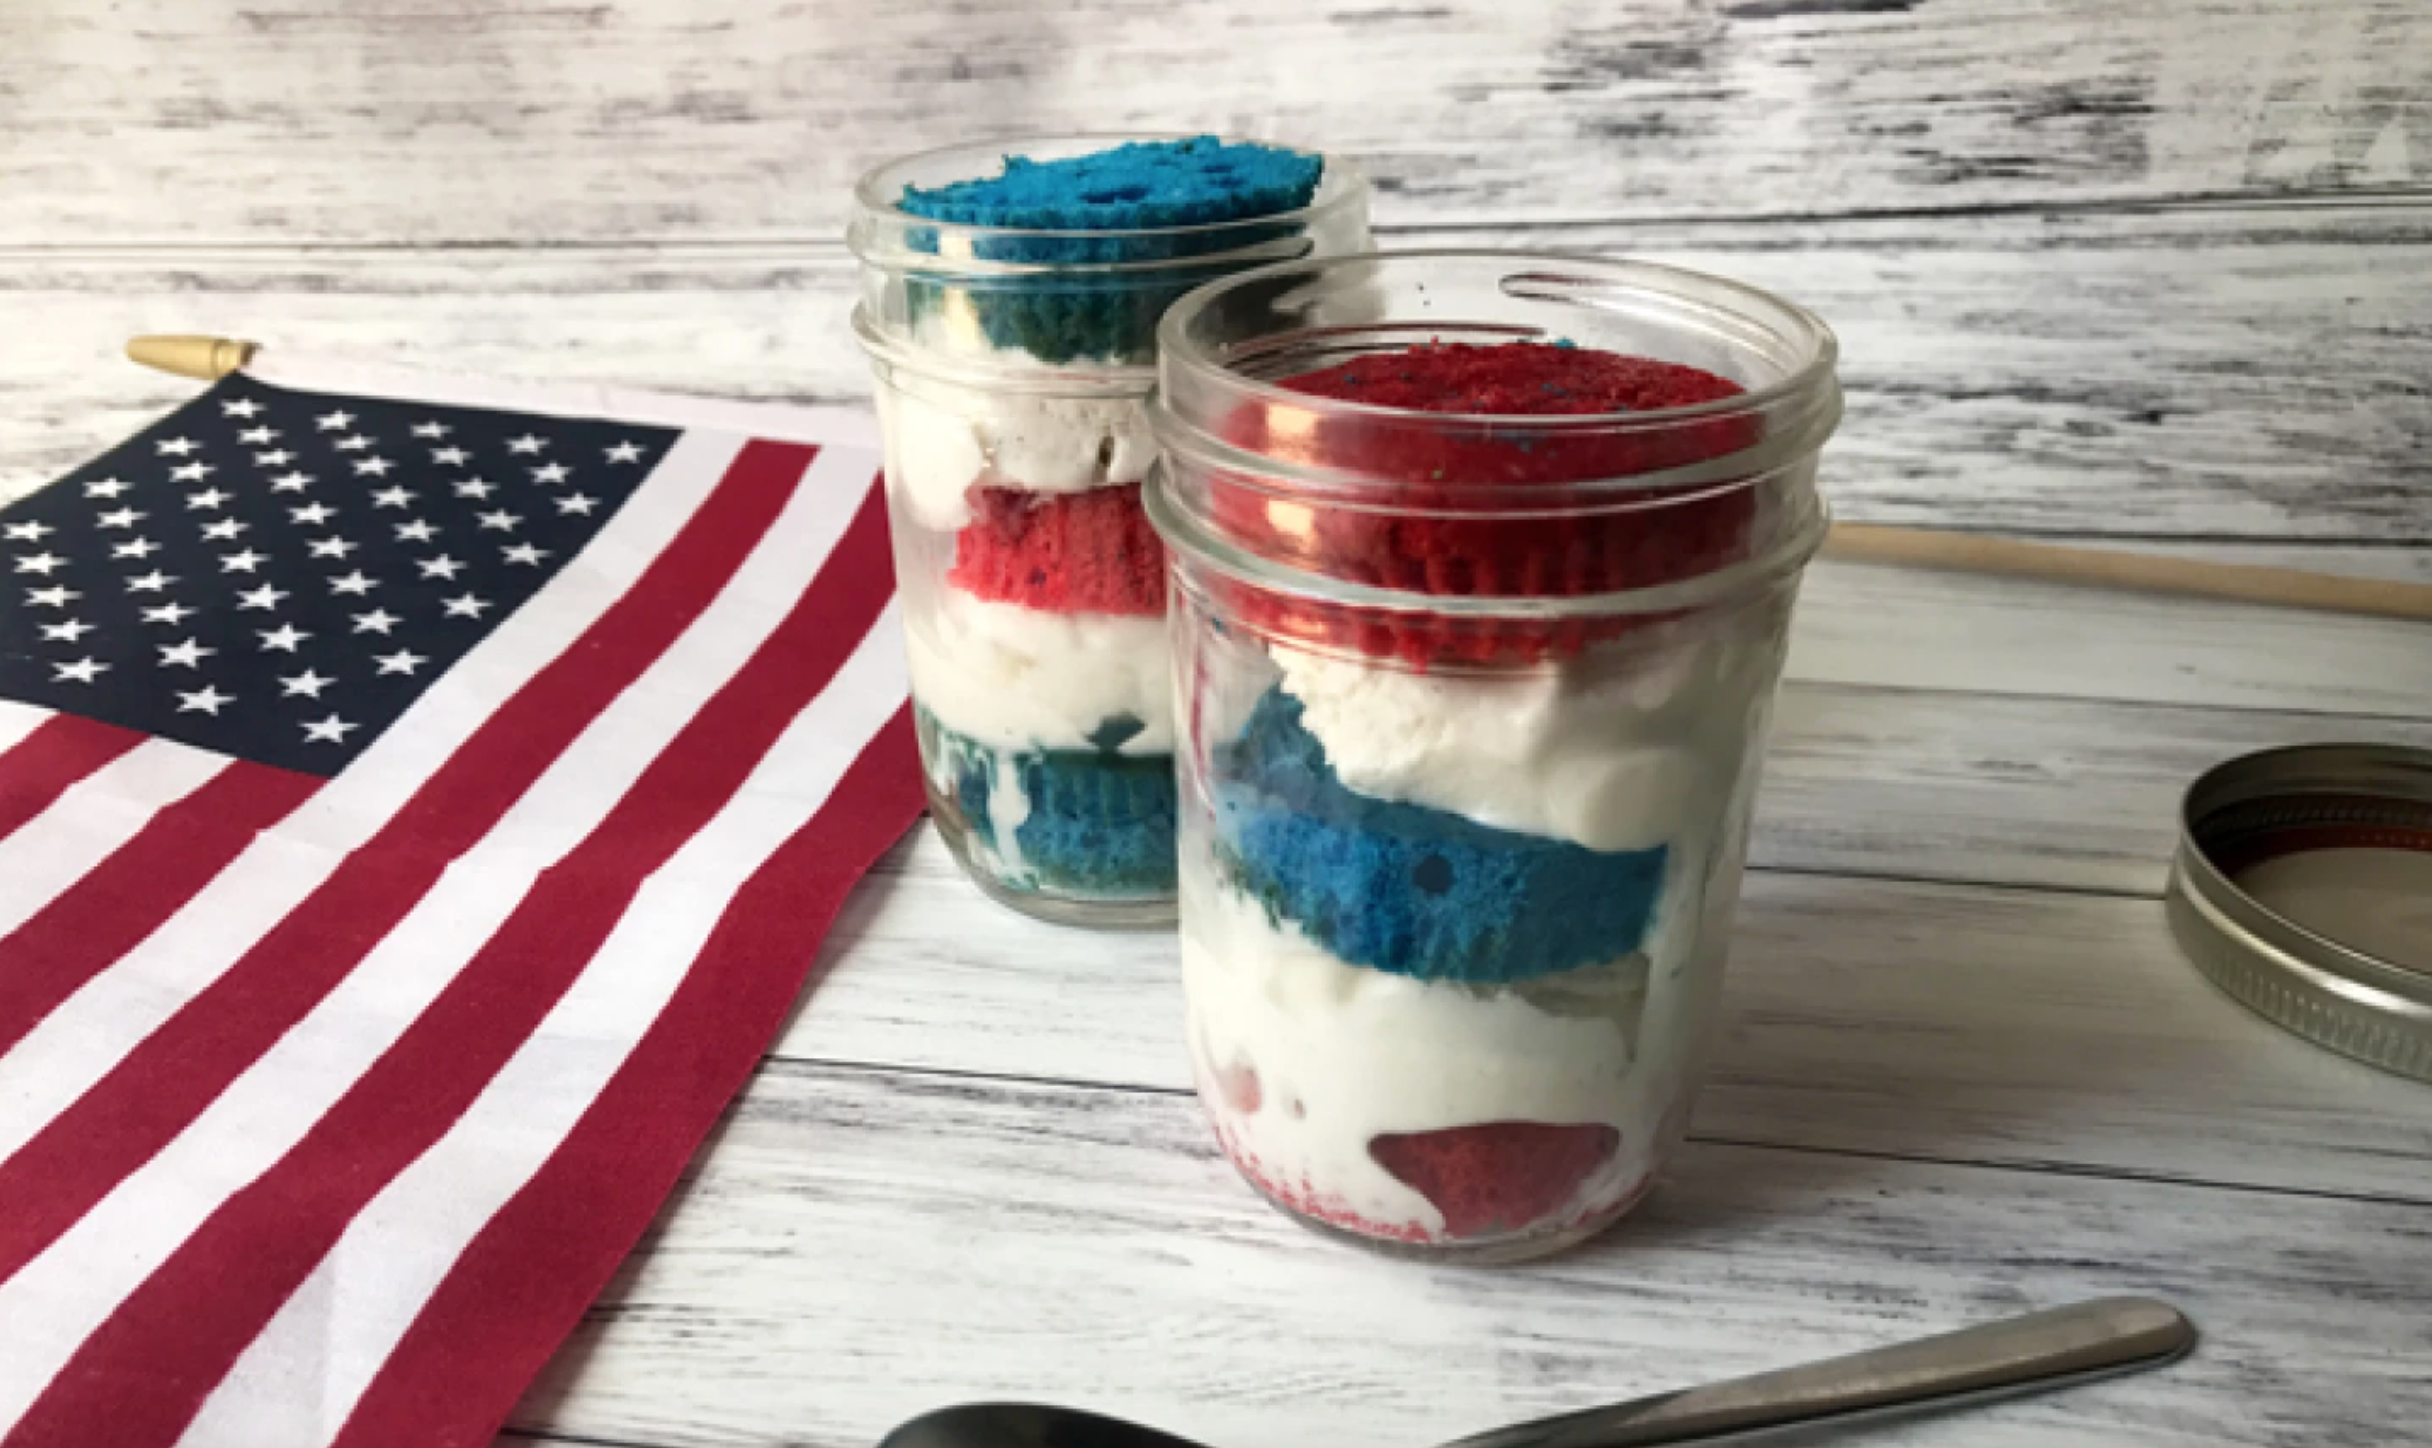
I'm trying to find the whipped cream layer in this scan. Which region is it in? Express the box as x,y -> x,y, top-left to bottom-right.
904,585 -> 1171,755
878,331 -> 1157,531
1271,615 -> 1779,853
1183,868 -> 1717,1238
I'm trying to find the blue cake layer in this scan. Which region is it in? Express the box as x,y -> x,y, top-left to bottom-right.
895,137 -> 1323,364
923,710 -> 1177,897
1211,688 -> 1667,984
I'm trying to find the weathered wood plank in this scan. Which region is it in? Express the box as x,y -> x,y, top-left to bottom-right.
5,202 -> 2428,539
792,824 -> 2432,1205
3,0 -> 2426,246
505,1060 -> 2432,1448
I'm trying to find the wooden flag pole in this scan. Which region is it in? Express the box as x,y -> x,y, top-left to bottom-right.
126,334 -> 258,381
1820,523 -> 2432,625
120,334 -> 2428,624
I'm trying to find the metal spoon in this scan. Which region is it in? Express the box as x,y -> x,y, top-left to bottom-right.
878,1296 -> 2195,1448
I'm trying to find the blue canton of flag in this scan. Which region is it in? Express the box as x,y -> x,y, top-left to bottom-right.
0,381 -> 676,775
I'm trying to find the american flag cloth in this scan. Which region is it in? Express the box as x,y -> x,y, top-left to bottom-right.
0,355 -> 923,1448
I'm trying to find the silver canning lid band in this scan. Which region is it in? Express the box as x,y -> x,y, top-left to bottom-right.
2166,743 -> 2432,1082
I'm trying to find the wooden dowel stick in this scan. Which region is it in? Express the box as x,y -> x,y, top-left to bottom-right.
126,334 -> 257,381
1823,522 -> 2432,624
116,335 -> 2428,626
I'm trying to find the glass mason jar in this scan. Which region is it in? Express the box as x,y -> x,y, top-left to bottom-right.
1147,252 -> 1841,1260
848,136 -> 1370,927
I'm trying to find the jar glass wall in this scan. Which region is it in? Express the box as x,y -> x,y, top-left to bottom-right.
849,136 -> 1370,927
1148,251 -> 1840,1258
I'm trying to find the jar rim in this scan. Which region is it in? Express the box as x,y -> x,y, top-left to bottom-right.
1155,248 -> 1841,431
845,132 -> 1371,278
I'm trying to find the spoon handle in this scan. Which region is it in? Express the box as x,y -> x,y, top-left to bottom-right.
1436,1296 -> 2196,1448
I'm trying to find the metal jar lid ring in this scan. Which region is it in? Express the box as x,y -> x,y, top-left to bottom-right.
2166,744 -> 2432,1083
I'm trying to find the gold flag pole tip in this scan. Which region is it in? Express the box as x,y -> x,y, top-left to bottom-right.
126,335 -> 260,381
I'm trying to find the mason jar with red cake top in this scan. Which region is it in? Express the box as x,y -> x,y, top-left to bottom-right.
1146,252 -> 1840,1260
848,135 -> 1370,927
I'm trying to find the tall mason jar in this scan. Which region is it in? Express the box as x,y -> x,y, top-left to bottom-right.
848,136 -> 1370,928
1148,252 -> 1841,1259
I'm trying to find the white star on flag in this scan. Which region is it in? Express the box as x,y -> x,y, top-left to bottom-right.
334,435 -> 372,453
477,511 -> 521,532
329,570 -> 377,596
220,397 -> 263,418
506,434 -> 547,455
140,602 -> 196,626
220,548 -> 268,573
185,488 -> 231,510
442,593 -> 491,618
605,441 -> 644,463
201,518 -> 249,541
374,649 -> 430,676
353,457 -> 396,477
315,410 -> 355,431
156,437 -> 199,456
158,637 -> 216,668
39,619 -> 94,642
395,520 -> 439,543
170,461 -> 216,483
238,426 -> 278,445
3,520 -> 51,541
96,508 -> 145,529
51,656 -> 108,684
371,487 -> 415,509
256,449 -> 296,467
530,463 -> 571,484
432,447 -> 470,466
112,538 -> 160,560
280,669 -> 334,698
502,543 -> 550,566
290,503 -> 337,525
302,714 -> 360,743
176,685 -> 235,715
257,623 -> 310,651
14,552 -> 64,575
27,585 -> 79,607
84,477 -> 131,498
271,472 -> 315,493
409,420 -> 450,438
125,570 -> 175,593
417,556 -> 464,580
237,583 -> 291,611
554,494 -> 599,516
308,537 -> 358,560
453,479 -> 495,499
351,608 -> 402,635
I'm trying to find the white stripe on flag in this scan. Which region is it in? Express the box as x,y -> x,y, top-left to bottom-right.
0,699 -> 52,757
0,443 -> 869,1434
0,431 -> 745,1163
0,740 -> 230,939
179,603 -> 908,1448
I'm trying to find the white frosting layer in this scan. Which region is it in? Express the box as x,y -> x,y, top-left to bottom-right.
1272,617 -> 1779,852
905,586 -> 1171,755
1182,872 -> 1707,1241
876,359 -> 1156,532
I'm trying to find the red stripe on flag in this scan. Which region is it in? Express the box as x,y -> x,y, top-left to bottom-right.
0,441 -> 814,1289
0,715 -> 145,845
331,706 -> 922,1448
4,483 -> 897,1448
0,762 -> 321,1057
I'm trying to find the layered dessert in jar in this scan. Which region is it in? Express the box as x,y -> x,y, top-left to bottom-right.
849,136 -> 1370,926
1148,254 -> 1841,1259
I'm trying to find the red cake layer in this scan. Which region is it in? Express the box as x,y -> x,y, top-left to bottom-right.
947,483 -> 1166,616
1212,342 -> 1757,666
1367,1121 -> 1622,1241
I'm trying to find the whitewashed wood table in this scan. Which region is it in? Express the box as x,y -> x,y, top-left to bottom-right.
7,0 -> 2432,1443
